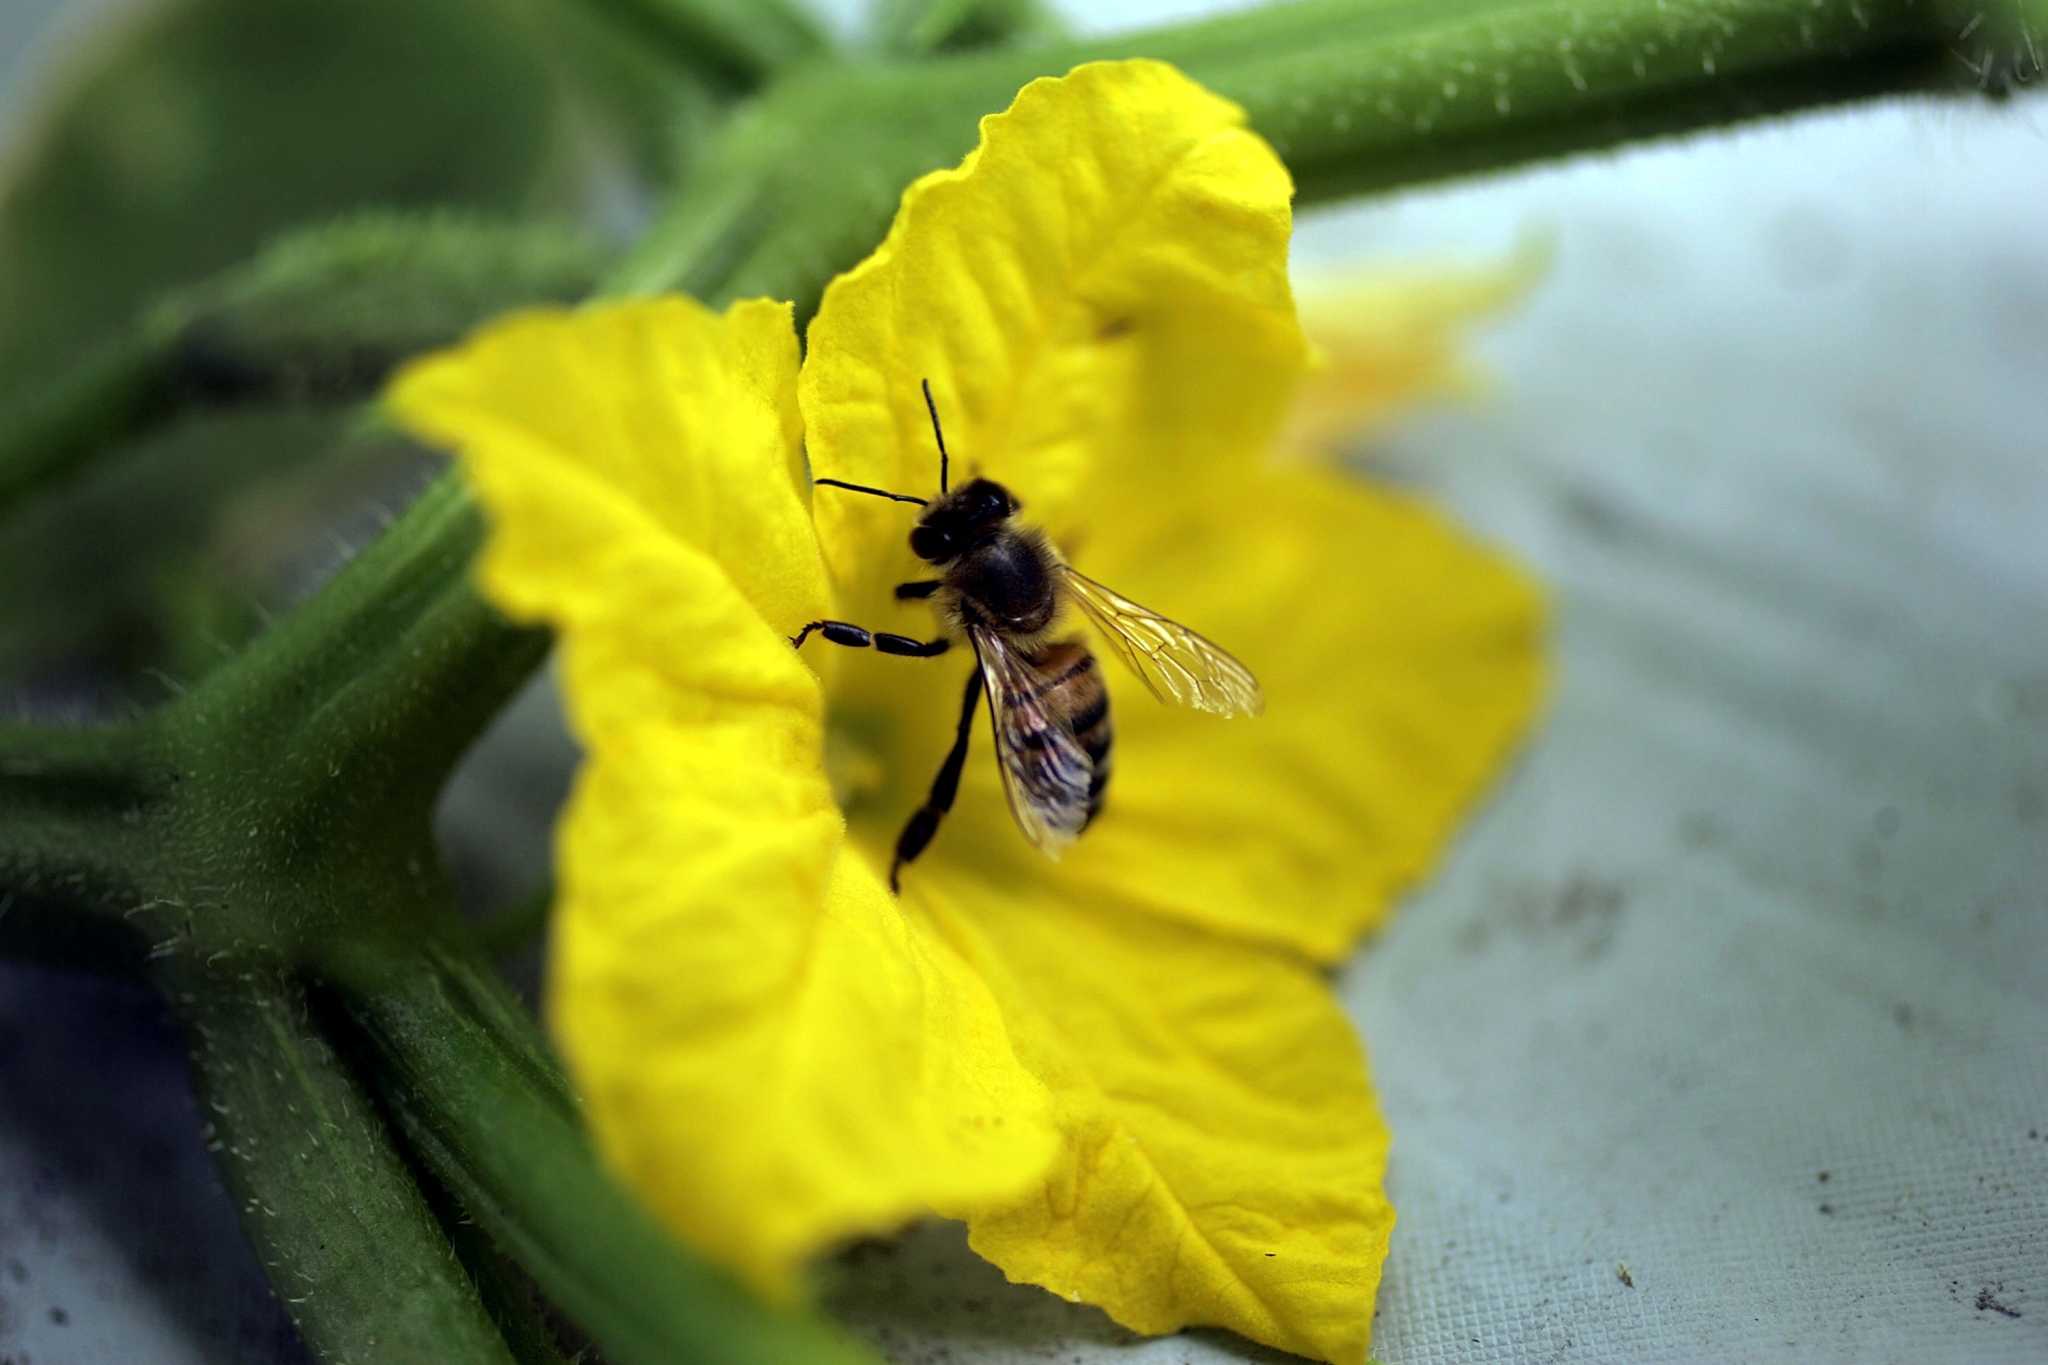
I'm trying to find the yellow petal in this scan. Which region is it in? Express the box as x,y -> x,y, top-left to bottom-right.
800,58 -> 1309,637
387,299 -> 1058,1296
1072,464 -> 1545,962
391,296 -> 826,638
923,867 -> 1391,1365
561,754 -> 1058,1298
1286,242 -> 1548,452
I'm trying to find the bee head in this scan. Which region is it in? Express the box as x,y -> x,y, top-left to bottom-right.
910,478 -> 1019,564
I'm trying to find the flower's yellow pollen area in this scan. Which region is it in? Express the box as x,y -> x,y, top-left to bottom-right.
386,57 -> 1547,1365
821,710 -> 894,815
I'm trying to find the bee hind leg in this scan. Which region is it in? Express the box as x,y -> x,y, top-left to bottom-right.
890,667 -> 985,893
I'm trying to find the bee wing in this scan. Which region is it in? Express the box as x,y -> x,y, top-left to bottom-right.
1058,565 -> 1265,717
971,629 -> 1094,857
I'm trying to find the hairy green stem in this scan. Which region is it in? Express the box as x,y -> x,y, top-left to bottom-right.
322,933 -> 877,1365
1127,0 -> 1977,202
614,0 -> 1991,306
1931,0 -> 2045,89
0,479 -> 540,965
169,476 -> 549,870
0,720 -> 176,927
168,961 -> 516,1365
432,1174 -> 587,1365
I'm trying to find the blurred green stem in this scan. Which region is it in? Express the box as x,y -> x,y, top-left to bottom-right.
0,214 -> 601,520
569,0 -> 829,87
476,881 -> 558,960
321,932 -> 877,1365
0,314 -> 187,516
871,0 -> 1066,53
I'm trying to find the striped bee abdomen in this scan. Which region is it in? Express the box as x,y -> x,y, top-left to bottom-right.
1027,638 -> 1113,828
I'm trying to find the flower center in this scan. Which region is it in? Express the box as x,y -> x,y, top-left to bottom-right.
821,707 -> 897,821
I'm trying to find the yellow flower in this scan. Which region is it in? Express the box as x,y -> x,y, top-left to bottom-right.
390,59 -> 1543,1365
1287,242 -> 1549,453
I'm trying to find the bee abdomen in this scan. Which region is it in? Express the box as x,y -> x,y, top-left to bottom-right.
1029,639 -> 1113,828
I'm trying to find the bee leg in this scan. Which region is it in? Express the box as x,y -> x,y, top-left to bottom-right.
894,580 -> 941,601
891,667 -> 985,894
789,620 -> 949,657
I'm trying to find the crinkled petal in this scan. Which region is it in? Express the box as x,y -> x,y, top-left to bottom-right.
920,866 -> 1391,1365
1072,465 -> 1546,960
800,58 -> 1308,634
393,296 -> 825,636
387,298 -> 1057,1296
900,464 -> 1545,964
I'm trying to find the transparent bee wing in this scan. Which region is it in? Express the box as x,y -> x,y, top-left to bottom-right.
971,629 -> 1094,857
1058,565 -> 1265,717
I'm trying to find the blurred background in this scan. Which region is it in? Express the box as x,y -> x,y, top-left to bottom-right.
1,2 -> 2044,1362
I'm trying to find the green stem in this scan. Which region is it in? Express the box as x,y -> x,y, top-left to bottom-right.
1931,0 -> 2046,90
607,163 -> 768,300
569,0 -> 829,88
869,0 -> 1066,54
618,0 -> 1989,308
0,720 -> 173,927
170,475 -> 548,862
0,213 -> 603,521
168,961 -> 517,1365
0,479 -> 542,966
321,932 -> 878,1365
434,1177 -> 586,1365
1121,0 -> 1972,204
0,313 -> 186,515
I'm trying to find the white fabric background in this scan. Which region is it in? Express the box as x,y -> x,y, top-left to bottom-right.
2,2 -> 2044,1363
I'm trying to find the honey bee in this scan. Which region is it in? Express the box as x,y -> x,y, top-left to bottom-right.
796,382 -> 1263,891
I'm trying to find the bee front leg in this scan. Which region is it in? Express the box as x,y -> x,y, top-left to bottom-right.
891,667 -> 985,894
894,580 -> 941,601
789,620 -> 950,657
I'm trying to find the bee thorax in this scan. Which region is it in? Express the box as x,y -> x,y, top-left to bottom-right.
947,528 -> 1059,634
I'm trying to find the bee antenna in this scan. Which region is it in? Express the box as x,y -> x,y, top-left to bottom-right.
814,478 -> 928,508
922,378 -> 949,494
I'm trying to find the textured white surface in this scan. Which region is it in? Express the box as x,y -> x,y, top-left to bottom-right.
1316,96 -> 2048,1365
